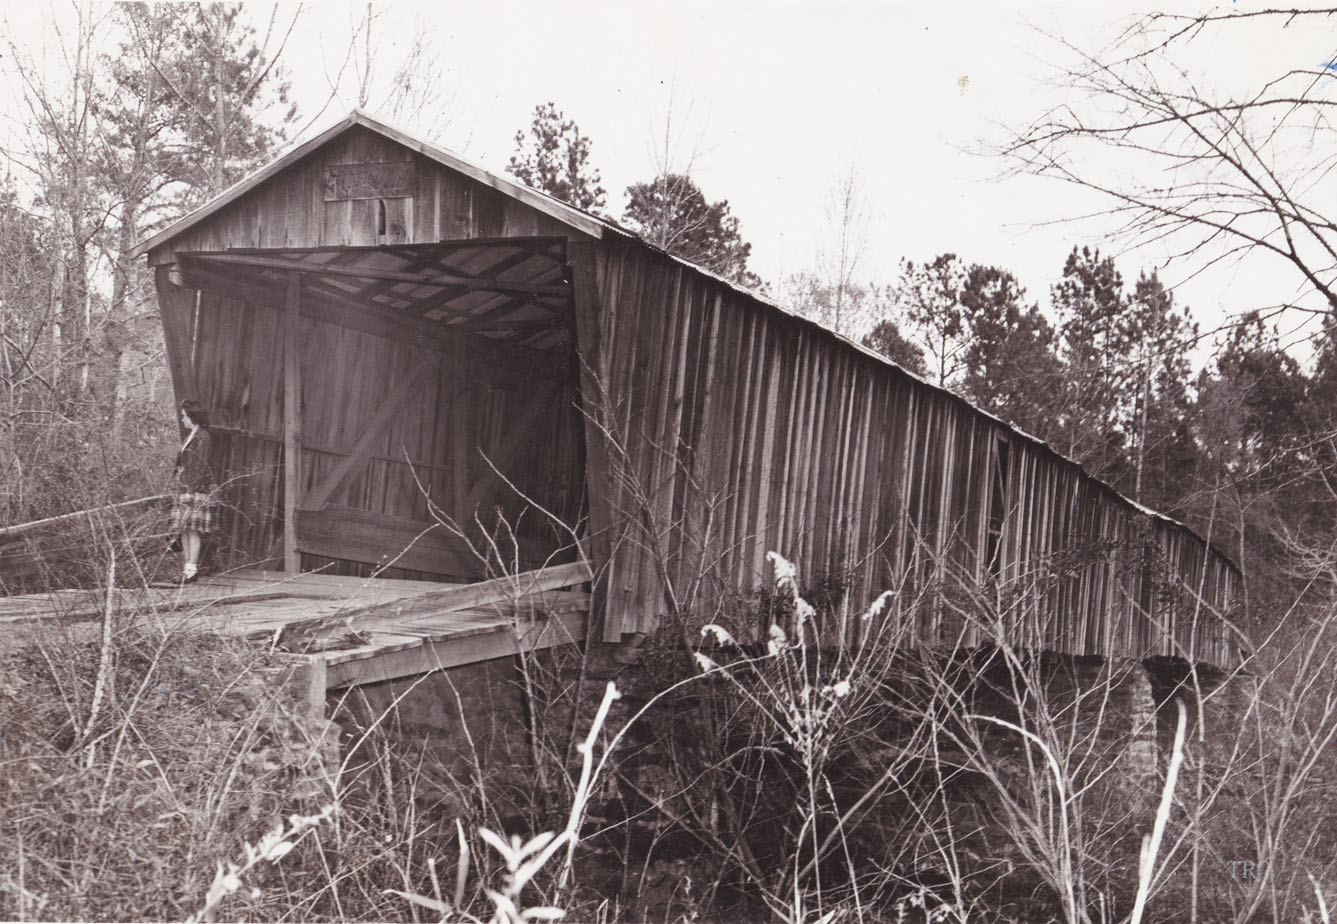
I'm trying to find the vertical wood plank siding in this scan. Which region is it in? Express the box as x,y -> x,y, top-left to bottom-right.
587,238 -> 1238,664
183,284 -> 584,580
146,127 -> 579,264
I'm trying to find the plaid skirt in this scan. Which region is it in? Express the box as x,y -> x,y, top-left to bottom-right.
170,491 -> 219,534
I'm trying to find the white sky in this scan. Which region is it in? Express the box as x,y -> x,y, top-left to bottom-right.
286,0 -> 1327,357
3,1 -> 1329,360
300,0 -> 1104,294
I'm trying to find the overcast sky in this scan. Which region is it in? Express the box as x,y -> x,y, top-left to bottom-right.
298,2 -> 1110,296
286,0 -> 1327,357
4,1 -> 1325,360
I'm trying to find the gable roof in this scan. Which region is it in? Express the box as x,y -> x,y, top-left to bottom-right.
130,110 -> 611,258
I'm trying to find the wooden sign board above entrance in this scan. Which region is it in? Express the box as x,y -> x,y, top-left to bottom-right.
323,162 -> 416,201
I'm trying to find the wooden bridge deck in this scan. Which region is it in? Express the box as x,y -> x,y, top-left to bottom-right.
0,562 -> 590,696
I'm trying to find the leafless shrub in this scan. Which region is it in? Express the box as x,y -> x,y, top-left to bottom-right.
0,593 -> 332,920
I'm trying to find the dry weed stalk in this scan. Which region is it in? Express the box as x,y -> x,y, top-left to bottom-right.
387,680 -> 622,923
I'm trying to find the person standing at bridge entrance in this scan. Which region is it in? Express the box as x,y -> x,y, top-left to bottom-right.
172,399 -> 218,583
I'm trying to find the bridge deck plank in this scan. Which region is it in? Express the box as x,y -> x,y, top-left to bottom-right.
0,566 -> 590,688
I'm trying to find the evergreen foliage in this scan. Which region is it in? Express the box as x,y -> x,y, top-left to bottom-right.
957,263 -> 1062,443
862,317 -> 928,376
507,101 -> 607,213
623,173 -> 760,288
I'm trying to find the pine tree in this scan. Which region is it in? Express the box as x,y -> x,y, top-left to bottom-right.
623,173 -> 759,288
138,3 -> 297,199
1051,246 -> 1132,481
892,254 -> 968,389
1193,312 -> 1314,607
862,318 -> 928,376
507,102 -> 607,213
1124,271 -> 1197,509
957,264 -> 1062,442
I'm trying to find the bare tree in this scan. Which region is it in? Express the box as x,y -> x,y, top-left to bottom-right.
0,3 -> 300,524
620,87 -> 761,288
2,3 -> 112,396
311,2 -> 459,142
783,166 -> 878,338
1003,10 -> 1337,319
818,165 -> 873,337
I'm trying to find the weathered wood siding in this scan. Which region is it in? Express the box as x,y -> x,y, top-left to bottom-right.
146,126 -> 587,263
162,277 -> 584,579
581,237 -> 1238,664
142,118 -> 1238,666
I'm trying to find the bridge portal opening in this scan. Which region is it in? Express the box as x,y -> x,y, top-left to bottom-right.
163,237 -> 587,582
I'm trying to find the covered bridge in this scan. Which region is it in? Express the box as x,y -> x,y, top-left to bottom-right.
132,111 -> 1239,669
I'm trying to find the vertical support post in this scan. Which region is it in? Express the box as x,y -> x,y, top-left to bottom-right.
568,242 -> 621,641
154,264 -> 198,404
305,656 -> 328,718
450,339 -> 471,517
284,272 -> 303,574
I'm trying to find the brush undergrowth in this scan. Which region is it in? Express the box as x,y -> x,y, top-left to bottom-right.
1,539 -> 1334,923
0,613 -> 332,921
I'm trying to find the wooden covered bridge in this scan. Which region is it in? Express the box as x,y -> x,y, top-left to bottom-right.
58,110 -> 1236,685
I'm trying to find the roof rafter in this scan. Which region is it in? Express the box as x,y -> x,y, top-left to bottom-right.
174,262 -> 568,380
350,239 -> 563,304
181,251 -> 570,298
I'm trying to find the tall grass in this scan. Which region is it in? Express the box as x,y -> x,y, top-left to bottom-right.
3,519 -> 1336,922
0,608 -> 333,920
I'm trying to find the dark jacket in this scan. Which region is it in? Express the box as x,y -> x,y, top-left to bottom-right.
175,428 -> 217,493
